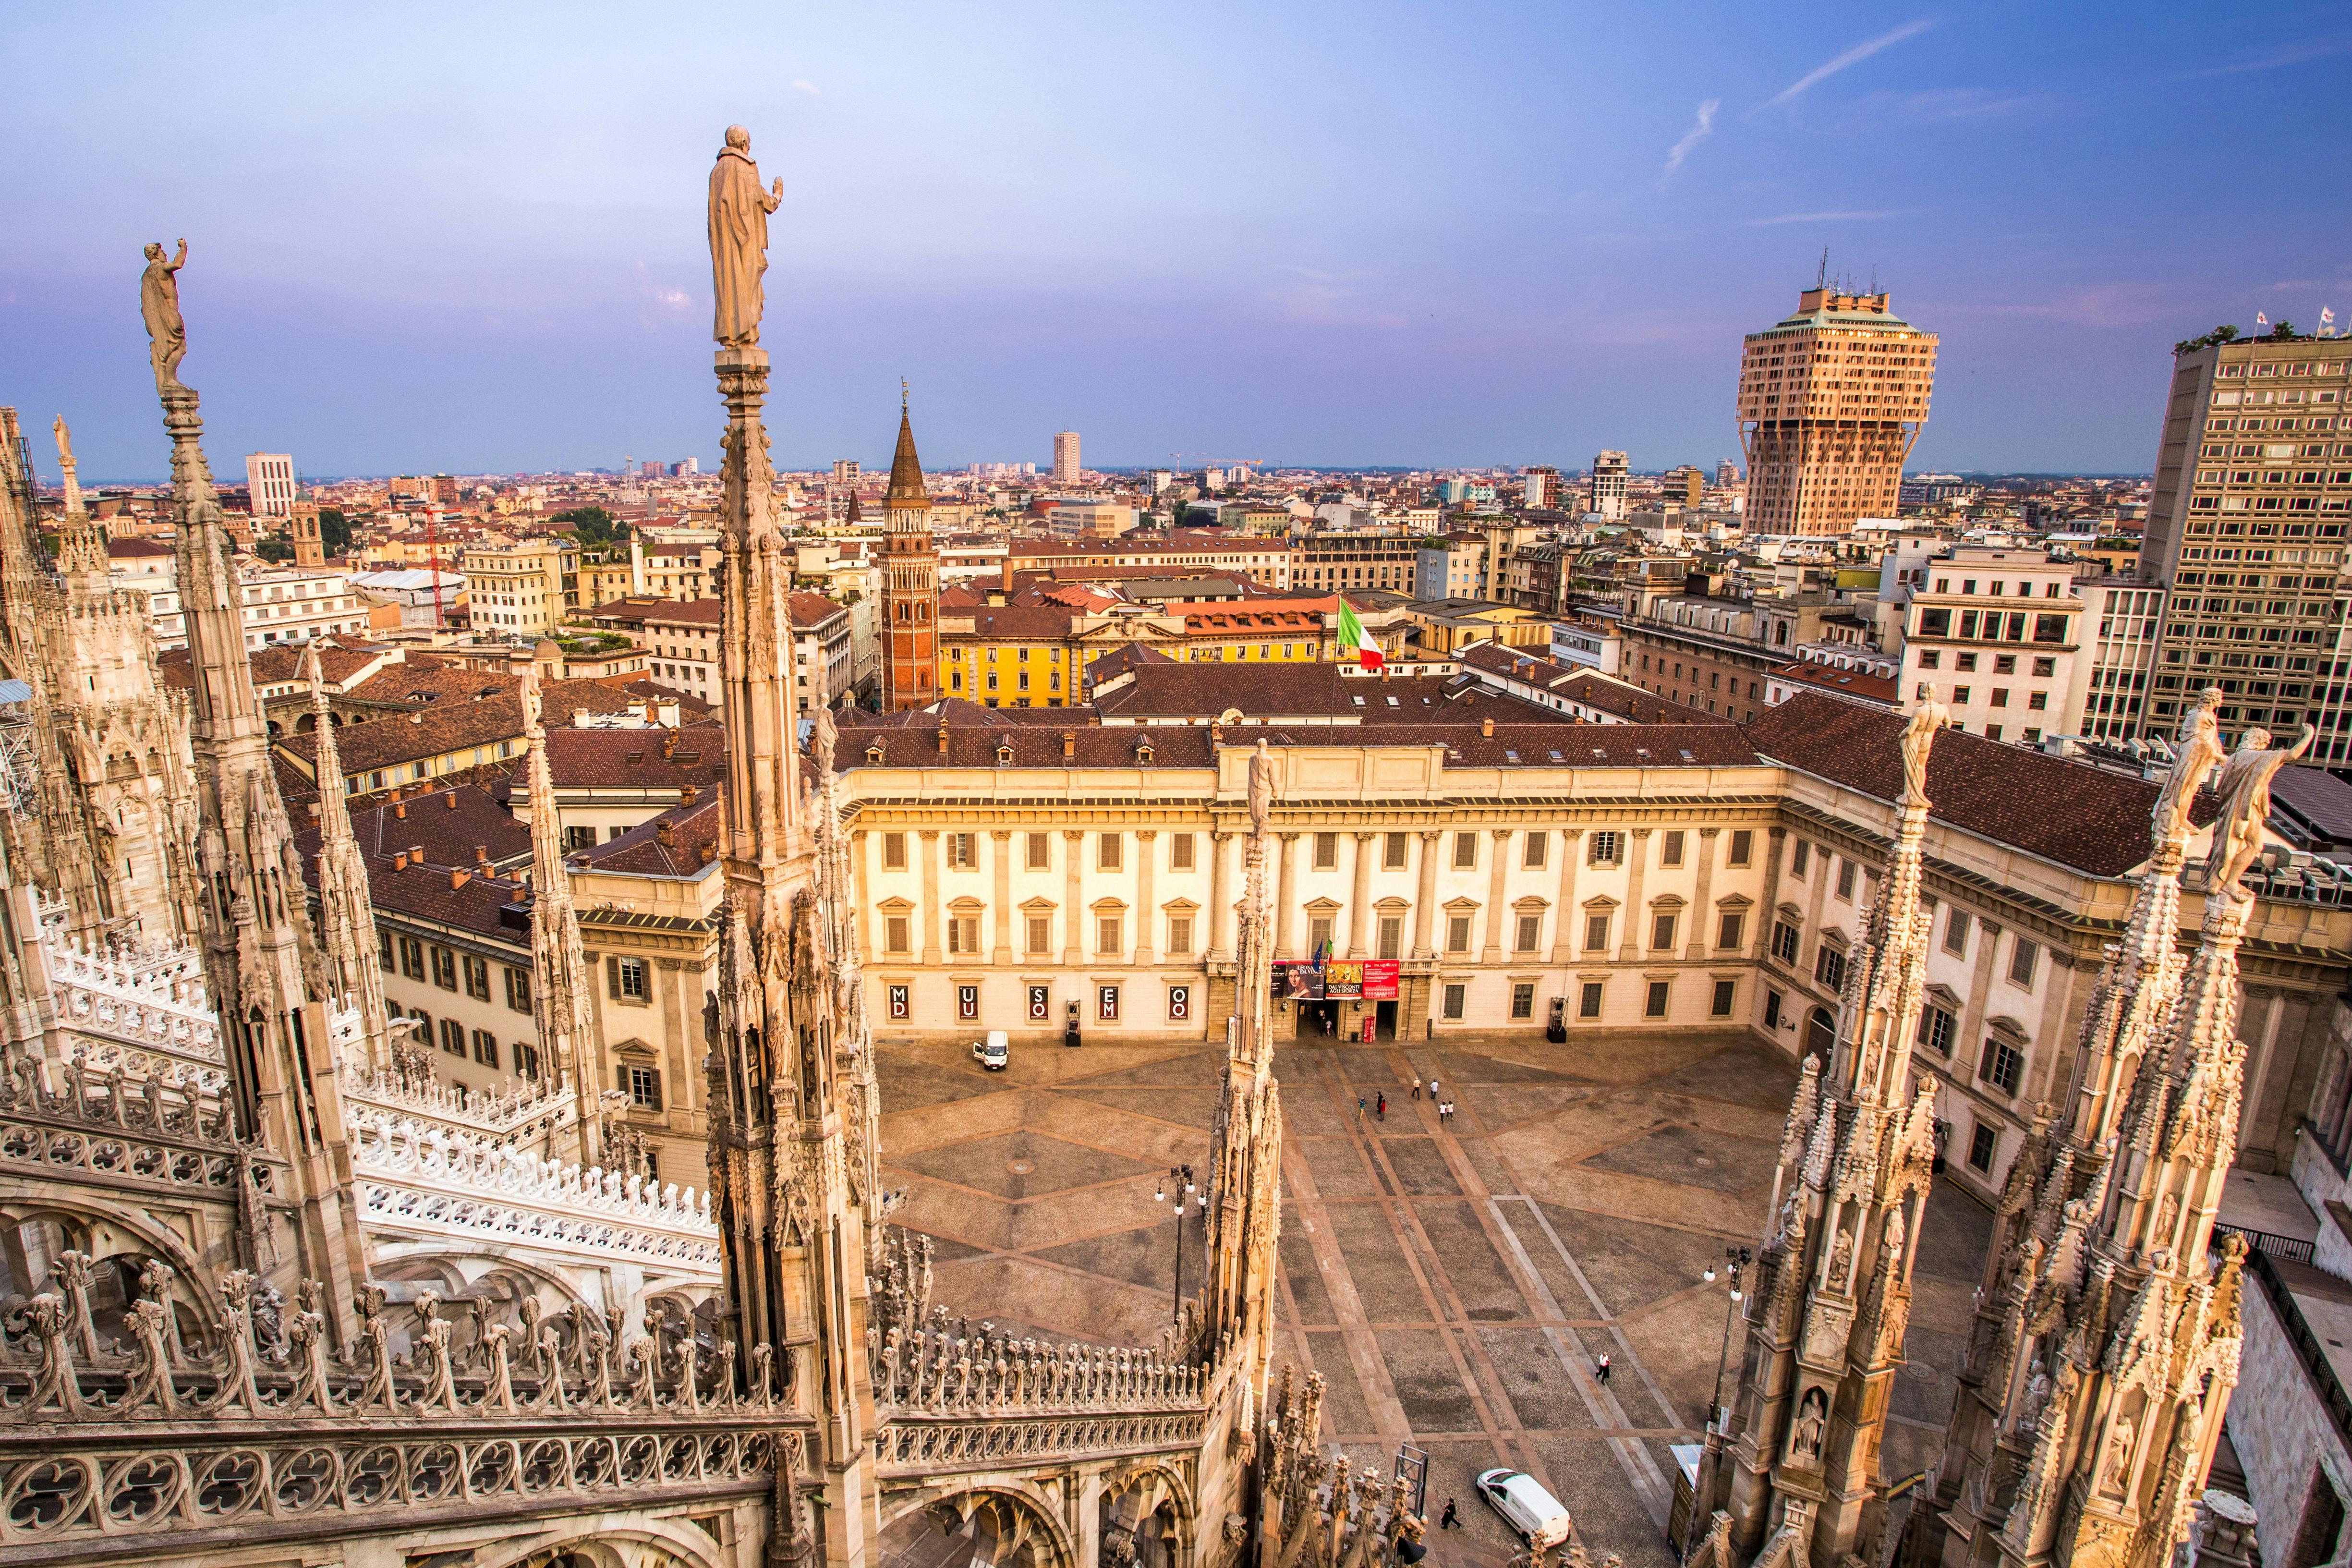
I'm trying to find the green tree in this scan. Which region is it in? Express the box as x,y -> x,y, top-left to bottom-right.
317,507 -> 351,557
255,537 -> 294,562
554,506 -> 628,548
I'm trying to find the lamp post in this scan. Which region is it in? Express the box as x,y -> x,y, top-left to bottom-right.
1154,1164 -> 1199,1322
1705,1245 -> 1752,1431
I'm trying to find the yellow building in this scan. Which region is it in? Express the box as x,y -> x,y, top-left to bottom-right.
938,594 -> 1336,706
462,539 -> 577,636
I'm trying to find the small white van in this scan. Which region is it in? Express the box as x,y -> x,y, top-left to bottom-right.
971,1030 -> 1009,1071
1477,1469 -> 1572,1548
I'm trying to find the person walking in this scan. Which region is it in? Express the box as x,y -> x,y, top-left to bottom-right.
1376,1092 -> 1387,1121
1427,1076 -> 1440,1105
1596,1352 -> 1612,1385
1411,1075 -> 1422,1100
1440,1500 -> 1459,1531
1357,1094 -> 1367,1123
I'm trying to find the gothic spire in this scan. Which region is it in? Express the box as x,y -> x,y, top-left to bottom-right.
303,643 -> 392,1072
885,399 -> 927,510
520,666 -> 602,1167
51,416 -> 108,585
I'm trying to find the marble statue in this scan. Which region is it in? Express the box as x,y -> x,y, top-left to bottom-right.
1249,739 -> 1274,839
2205,724 -> 2313,895
139,239 -> 189,389
813,703 -> 838,776
1900,685 -> 1953,805
52,415 -> 73,470
2101,1416 -> 2137,1495
1794,1387 -> 1827,1457
2151,687 -> 2226,846
708,126 -> 783,348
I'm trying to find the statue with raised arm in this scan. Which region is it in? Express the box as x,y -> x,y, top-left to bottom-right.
2151,686 -> 2226,848
2205,724 -> 2313,895
139,239 -> 190,389
1248,739 -> 1274,840
708,127 -> 783,349
1900,684 -> 1953,806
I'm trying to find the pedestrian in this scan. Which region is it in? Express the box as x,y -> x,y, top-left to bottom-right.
1597,1352 -> 1612,1385
1427,1077 -> 1440,1105
1357,1094 -> 1367,1122
1376,1092 -> 1387,1121
1411,1075 -> 1422,1101
1440,1500 -> 1459,1531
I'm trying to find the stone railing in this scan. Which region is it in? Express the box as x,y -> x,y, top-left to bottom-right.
0,1263 -> 801,1563
349,1114 -> 722,1272
45,935 -> 223,1087
335,1057 -> 582,1145
0,1039 -> 255,1199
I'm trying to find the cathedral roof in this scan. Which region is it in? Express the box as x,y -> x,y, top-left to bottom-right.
885,410 -> 928,509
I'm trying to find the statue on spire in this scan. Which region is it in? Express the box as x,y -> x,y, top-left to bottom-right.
2151,686 -> 2226,847
139,239 -> 190,390
2206,724 -> 2313,895
1899,684 -> 1953,806
708,127 -> 782,348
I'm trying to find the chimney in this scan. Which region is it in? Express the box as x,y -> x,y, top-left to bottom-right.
657,819 -> 675,848
393,850 -> 409,871
1481,717 -> 1493,738
445,790 -> 458,810
388,785 -> 402,802
1062,730 -> 1077,758
450,867 -> 471,890
662,730 -> 679,759
475,844 -> 490,865
394,801 -> 408,819
680,783 -> 699,807
936,723 -> 950,754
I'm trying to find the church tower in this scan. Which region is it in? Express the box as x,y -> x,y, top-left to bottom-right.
878,393 -> 937,712
701,125 -> 879,1568
140,245 -> 369,1345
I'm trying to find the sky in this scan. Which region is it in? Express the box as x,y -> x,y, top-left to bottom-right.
2,2 -> 2350,483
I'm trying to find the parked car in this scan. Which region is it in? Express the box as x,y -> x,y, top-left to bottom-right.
971,1030 -> 1009,1071
1476,1469 -> 1571,1548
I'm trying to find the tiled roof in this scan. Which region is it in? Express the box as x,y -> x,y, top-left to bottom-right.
645,598 -> 723,627
571,796 -> 726,878
296,782 -> 531,868
246,642 -> 383,689
1742,692 -> 2187,876
944,605 -> 1077,639
278,681 -> 640,777
1095,664 -> 1359,720
1769,660 -> 1899,705
1556,671 -> 1735,726
787,592 -> 849,629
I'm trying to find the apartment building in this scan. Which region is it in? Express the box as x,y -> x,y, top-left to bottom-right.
1897,546 -> 2085,745
1006,536 -> 1294,590
1590,451 -> 1629,520
244,452 -> 297,519
1293,532 -> 1420,594
1415,533 -> 1486,601
464,539 -> 579,638
2139,335 -> 2352,757
2072,579 -> 2168,743
1737,287 -> 1937,535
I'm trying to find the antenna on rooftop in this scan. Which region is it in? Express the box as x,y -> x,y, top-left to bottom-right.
1817,248 -> 1828,288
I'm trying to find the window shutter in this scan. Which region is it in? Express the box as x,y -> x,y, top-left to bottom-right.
607,957 -> 621,998
618,1065 -> 630,1093
649,1070 -> 664,1112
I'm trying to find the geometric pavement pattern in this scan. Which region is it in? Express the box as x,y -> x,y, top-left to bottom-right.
877,1031 -> 1993,1568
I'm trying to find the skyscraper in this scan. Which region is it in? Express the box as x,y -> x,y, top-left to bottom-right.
244,451 -> 295,517
2139,331 -> 2352,759
1053,430 -> 1080,485
1589,451 -> 1629,520
880,396 -> 939,711
1736,287 -> 1936,535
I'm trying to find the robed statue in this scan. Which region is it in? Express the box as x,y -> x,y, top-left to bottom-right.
1248,739 -> 1274,840
2150,686 -> 2226,847
708,126 -> 783,348
1899,685 -> 1953,806
140,239 -> 189,389
2205,724 -> 2313,895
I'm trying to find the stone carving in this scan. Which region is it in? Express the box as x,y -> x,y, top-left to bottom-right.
1249,738 -> 1274,839
708,126 -> 783,348
2206,724 -> 2313,895
2100,1414 -> 2136,1495
1794,1386 -> 1827,1458
2151,687 -> 2226,846
1900,685 -> 1953,805
139,239 -> 189,389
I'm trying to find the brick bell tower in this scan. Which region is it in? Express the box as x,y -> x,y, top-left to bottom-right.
878,386 -> 937,711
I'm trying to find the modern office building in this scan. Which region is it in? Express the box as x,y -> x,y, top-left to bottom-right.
1522,465 -> 1558,508
1053,429 -> 1081,485
2139,335 -> 2352,759
244,451 -> 296,518
1590,450 -> 1629,520
1736,287 -> 1937,535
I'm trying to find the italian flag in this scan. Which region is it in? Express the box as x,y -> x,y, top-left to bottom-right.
1339,599 -> 1382,671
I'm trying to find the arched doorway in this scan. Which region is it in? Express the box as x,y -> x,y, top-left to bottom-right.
879,1487 -> 1076,1568
1805,1007 -> 1836,1065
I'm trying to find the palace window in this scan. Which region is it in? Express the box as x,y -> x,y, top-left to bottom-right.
627,1065 -> 663,1109
946,915 -> 981,955
471,1030 -> 499,1069
1314,832 -> 1338,870
439,1018 -> 465,1056
1378,916 -> 1403,960
1835,858 -> 1858,900
399,937 -> 426,980
1523,833 -> 1547,869
1979,1038 -> 2025,1096
1650,911 -> 1678,949
883,832 -> 907,870
1661,830 -> 1686,867
1588,831 -> 1621,866
1645,980 -> 1671,1018
1967,1122 -> 1997,1173
1027,915 -> 1052,954
378,930 -> 394,972
1790,839 -> 1810,877
1442,984 -> 1467,1021
2009,938 -> 2038,989
1728,830 -> 1753,867
1099,834 -> 1123,871
1944,909 -> 1971,956
1168,915 -> 1194,955
946,833 -> 978,869
1026,832 -> 1050,869
1511,983 -> 1536,1020
1384,832 -> 1409,869
1917,1005 -> 1956,1057
505,966 -> 531,1011
1446,915 -> 1472,953
1816,944 -> 1846,990
1308,915 -> 1334,953
1585,912 -> 1611,951
1515,914 -> 1541,952
463,955 -> 491,1001
1097,915 -> 1124,954
1579,982 -> 1603,1019
885,916 -> 911,955
1717,911 -> 1745,950
1170,833 -> 1195,871
1711,980 -> 1737,1018
608,957 -> 649,1001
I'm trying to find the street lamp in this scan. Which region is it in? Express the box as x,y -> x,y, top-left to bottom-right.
1706,1245 -> 1752,1431
1153,1165 -> 1199,1321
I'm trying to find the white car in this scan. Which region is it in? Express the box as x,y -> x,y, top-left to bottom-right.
971,1031 -> 1009,1071
1477,1468 -> 1571,1548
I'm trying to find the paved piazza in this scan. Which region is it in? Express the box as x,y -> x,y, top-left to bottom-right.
877,1031 -> 1993,1568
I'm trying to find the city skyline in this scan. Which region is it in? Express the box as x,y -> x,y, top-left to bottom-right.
4,3 -> 2350,481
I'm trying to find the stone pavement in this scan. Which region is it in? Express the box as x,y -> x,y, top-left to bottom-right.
875,1030 -> 1992,1568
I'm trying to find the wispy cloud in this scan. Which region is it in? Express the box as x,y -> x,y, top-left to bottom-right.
1762,19 -> 1937,109
1861,86 -> 2037,122
1744,209 -> 1907,227
789,79 -> 821,95
1660,99 -> 1720,183
2174,32 -> 2352,79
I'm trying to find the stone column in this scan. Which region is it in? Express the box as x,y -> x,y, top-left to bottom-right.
1687,826 -> 1720,961
1347,832 -> 1375,958
1549,829 -> 1584,966
919,829 -> 942,966
1412,830 -> 1440,959
1480,827 -> 1512,962
990,829 -> 1013,965
852,830 -> 873,965
1134,830 -> 1158,966
1063,830 -> 1085,968
1274,833 -> 1300,959
1753,827 -> 1786,964
1619,827 -> 1652,964
2193,1492 -> 2258,1568
1207,830 -> 1234,961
